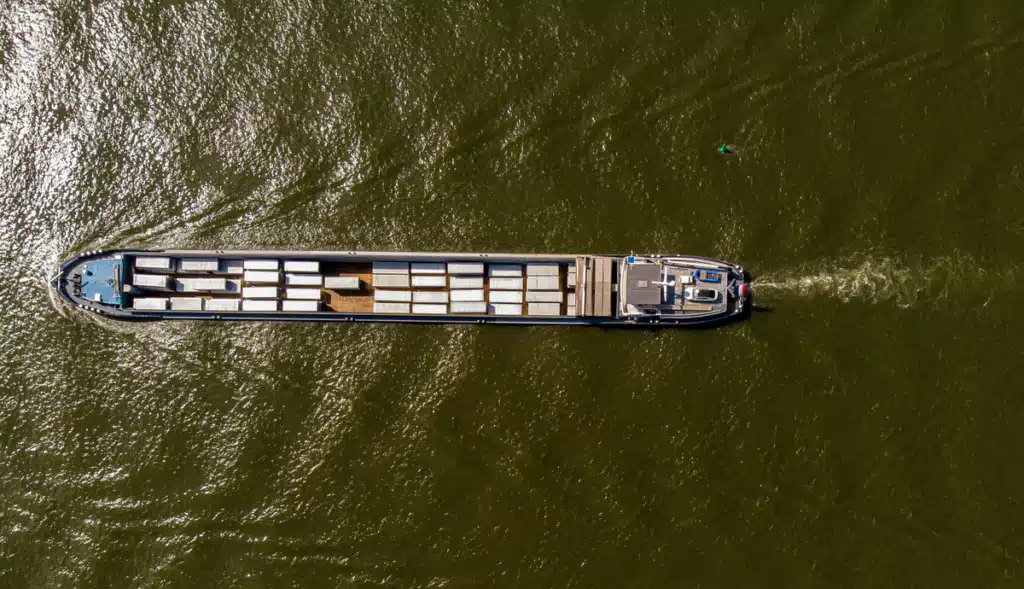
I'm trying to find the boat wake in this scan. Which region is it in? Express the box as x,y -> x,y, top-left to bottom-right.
751,253 -> 1016,308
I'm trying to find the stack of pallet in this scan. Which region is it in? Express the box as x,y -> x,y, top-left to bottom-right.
525,264 -> 561,316
130,258 -> 172,311
176,257 -> 245,311
281,260 -> 322,311
579,257 -> 614,317
566,261 -> 577,316
448,262 -> 485,314
410,263 -> 447,314
242,259 -> 280,312
372,262 -> 411,313
488,264 -> 523,315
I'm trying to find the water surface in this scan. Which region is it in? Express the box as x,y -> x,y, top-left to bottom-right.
2,1 -> 1023,586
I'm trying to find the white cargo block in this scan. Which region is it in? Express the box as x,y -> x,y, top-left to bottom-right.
527,276 -> 560,291
132,298 -> 168,310
450,289 -> 484,302
204,298 -> 240,312
282,300 -> 320,312
176,278 -> 229,292
243,300 -> 278,312
374,290 -> 412,302
217,259 -> 244,275
286,288 -> 321,300
488,303 -> 522,316
286,274 -> 323,286
412,275 -> 446,288
244,259 -> 279,270
373,274 -> 410,288
526,264 -> 559,276
169,297 -> 203,311
413,291 -> 448,303
450,301 -> 487,314
284,260 -> 319,273
243,286 -> 278,299
135,256 -> 172,273
567,267 -> 577,287
488,264 -> 522,277
374,302 -> 409,313
244,270 -> 279,283
372,261 -> 409,274
133,274 -> 170,291
528,302 -> 562,316
449,276 -> 484,289
411,262 -> 445,274
178,258 -> 219,273
566,304 -> 577,316
447,262 -> 484,275
489,290 -> 523,303
324,276 -> 360,290
412,304 -> 447,314
526,290 -> 563,303
489,277 -> 523,290
679,275 -> 694,285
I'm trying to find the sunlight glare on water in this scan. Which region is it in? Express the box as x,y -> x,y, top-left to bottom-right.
2,1 -> 1024,587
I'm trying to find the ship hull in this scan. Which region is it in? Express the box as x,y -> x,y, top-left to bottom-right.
51,249 -> 750,327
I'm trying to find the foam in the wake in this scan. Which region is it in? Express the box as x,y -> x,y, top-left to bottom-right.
751,253 -> 1014,307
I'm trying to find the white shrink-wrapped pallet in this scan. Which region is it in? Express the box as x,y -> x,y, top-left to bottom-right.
372,261 -> 409,274
447,262 -> 484,275
489,277 -> 523,290
526,264 -> 559,276
410,262 -> 445,274
132,298 -> 168,310
450,289 -> 484,302
412,276 -> 446,288
283,300 -> 319,312
284,260 -> 319,273
528,302 -> 561,316
374,290 -> 412,302
449,276 -> 483,289
450,301 -> 487,314
488,264 -> 522,277
243,259 -> 279,270
373,274 -> 410,288
169,297 -> 203,311
242,300 -> 278,312
374,302 -> 409,313
413,291 -> 448,303
489,290 -> 522,303
412,304 -> 447,314
324,276 -> 360,290
205,299 -> 240,312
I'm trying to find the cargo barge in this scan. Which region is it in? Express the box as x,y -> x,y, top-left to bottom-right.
50,249 -> 750,326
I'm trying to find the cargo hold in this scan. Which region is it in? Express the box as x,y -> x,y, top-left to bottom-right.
55,250 -> 749,327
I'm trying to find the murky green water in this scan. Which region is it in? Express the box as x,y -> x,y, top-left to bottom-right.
3,1 -> 1024,586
